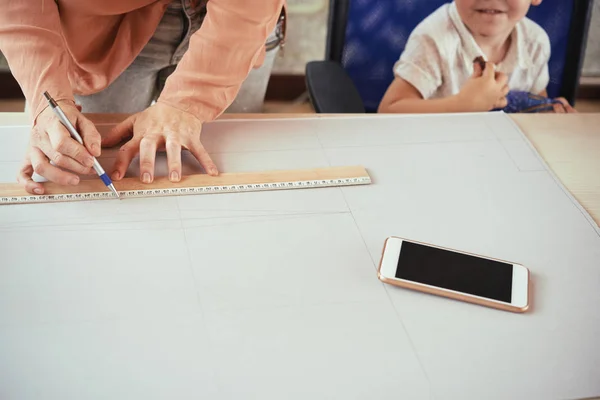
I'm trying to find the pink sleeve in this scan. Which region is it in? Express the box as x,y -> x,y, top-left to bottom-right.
0,0 -> 75,122
157,0 -> 285,122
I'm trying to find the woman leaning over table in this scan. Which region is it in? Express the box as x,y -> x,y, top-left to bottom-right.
0,0 -> 286,195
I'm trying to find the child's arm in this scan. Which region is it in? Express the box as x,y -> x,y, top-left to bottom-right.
378,78 -> 464,113
379,62 -> 509,113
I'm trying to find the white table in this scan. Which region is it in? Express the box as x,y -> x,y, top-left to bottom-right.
1,112 -> 599,400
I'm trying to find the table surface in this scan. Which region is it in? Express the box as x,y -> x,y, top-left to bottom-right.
2,112 -> 598,225
1,111 -> 599,400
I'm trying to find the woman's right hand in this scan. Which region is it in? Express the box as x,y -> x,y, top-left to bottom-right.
18,100 -> 101,194
457,61 -> 509,112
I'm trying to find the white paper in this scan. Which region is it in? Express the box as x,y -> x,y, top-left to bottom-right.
1,112 -> 599,400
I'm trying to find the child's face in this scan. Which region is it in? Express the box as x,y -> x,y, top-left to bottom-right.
455,0 -> 542,38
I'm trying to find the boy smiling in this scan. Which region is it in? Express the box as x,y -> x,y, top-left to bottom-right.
378,0 -> 574,113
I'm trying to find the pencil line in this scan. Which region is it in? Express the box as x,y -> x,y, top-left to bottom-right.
0,211 -> 351,232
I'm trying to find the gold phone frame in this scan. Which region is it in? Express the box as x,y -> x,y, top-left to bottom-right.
377,236 -> 530,313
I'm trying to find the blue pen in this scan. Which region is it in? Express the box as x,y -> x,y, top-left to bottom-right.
43,91 -> 120,199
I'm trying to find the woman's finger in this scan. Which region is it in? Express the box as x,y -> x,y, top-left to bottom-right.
187,136 -> 218,176
111,138 -> 140,181
34,134 -> 93,175
30,146 -> 80,186
102,114 -> 136,148
77,115 -> 102,157
166,136 -> 182,182
53,153 -> 95,175
46,118 -> 94,169
139,135 -> 160,183
38,138 -> 93,175
16,155 -> 45,195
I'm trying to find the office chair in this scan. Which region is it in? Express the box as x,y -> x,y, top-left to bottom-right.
305,0 -> 593,113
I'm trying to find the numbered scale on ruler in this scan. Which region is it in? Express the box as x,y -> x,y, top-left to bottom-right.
0,175 -> 372,205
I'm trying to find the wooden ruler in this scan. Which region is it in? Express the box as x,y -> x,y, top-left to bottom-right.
0,166 -> 371,205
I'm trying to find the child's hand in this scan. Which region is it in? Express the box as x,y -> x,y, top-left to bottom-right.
552,97 -> 577,113
457,62 -> 509,112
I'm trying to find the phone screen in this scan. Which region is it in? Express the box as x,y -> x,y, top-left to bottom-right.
396,241 -> 513,302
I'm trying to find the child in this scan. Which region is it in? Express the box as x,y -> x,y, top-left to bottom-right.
378,0 -> 575,114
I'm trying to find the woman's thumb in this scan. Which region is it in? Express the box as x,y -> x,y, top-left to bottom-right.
102,115 -> 135,148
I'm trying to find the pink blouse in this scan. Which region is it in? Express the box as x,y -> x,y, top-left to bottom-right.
0,0 -> 286,122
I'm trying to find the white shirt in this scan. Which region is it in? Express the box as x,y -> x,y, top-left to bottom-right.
393,2 -> 551,99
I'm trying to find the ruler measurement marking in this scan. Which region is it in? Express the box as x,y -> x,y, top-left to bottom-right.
0,176 -> 371,205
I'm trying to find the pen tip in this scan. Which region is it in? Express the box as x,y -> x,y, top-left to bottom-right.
43,91 -> 51,101
108,184 -> 120,199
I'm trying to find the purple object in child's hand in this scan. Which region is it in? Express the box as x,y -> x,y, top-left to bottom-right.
496,91 -> 563,113
472,58 -> 562,113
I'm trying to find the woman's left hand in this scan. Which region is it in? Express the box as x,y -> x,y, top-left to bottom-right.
102,102 -> 219,183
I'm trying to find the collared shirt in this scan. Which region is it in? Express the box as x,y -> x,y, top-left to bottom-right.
393,2 -> 551,100
0,0 -> 285,122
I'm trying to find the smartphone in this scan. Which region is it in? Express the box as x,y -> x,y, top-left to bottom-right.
377,236 -> 530,313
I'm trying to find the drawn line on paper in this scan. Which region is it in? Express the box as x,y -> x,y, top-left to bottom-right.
0,208 -> 347,229
1,212 -> 351,232
181,298 -> 386,316
0,210 -> 346,229
318,127 -> 435,396
180,212 -> 350,230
